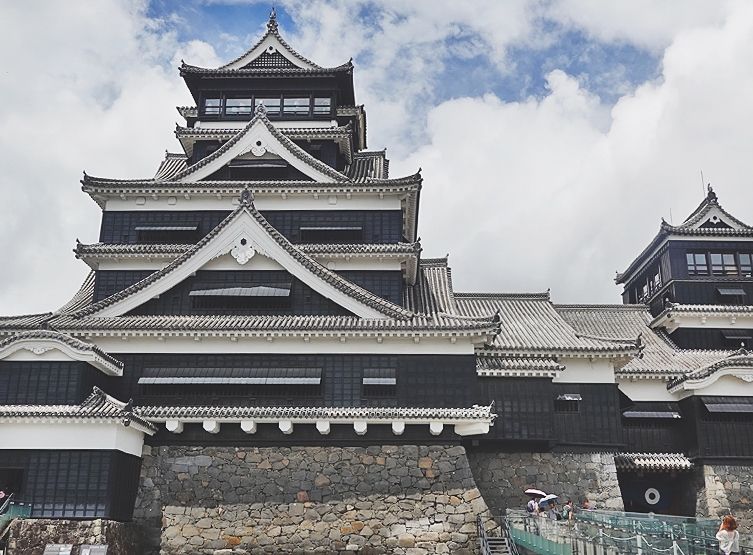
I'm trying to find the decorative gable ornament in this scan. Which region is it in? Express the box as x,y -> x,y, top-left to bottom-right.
731,372 -> 753,383
230,236 -> 256,265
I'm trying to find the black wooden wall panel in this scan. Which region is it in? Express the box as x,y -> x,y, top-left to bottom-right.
0,450 -> 140,521
127,270 -> 354,317
0,361 -> 112,405
94,270 -> 155,302
670,328 -> 750,350
99,211 -> 231,244
109,353 -> 476,409
622,421 -> 684,453
336,270 -> 403,305
552,383 -> 623,447
478,378 -> 553,441
99,210 -> 404,245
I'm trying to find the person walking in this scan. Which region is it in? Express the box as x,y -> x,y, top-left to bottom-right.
717,516 -> 740,555
562,500 -> 574,520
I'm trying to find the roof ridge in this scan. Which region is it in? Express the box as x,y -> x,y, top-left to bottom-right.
455,292 -> 551,300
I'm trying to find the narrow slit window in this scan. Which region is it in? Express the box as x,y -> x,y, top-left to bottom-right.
299,226 -> 363,243
135,225 -> 199,244
362,368 -> 397,398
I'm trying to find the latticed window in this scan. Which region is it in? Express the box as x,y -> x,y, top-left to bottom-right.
203,98 -> 221,115
710,253 -> 738,275
225,98 -> 253,115
687,253 -> 708,275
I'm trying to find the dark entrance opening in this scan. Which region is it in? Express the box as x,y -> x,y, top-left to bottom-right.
0,468 -> 24,498
617,469 -> 695,516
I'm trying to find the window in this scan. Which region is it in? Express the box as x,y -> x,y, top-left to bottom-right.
203,98 -> 221,115
687,253 -> 708,275
225,98 -> 253,115
313,97 -> 332,115
256,97 -> 281,116
189,284 -> 292,310
710,253 -> 738,275
135,224 -> 199,244
554,393 -> 581,412
362,368 -> 397,399
283,96 -> 311,116
299,226 -> 364,243
740,254 -> 753,277
650,270 -> 662,293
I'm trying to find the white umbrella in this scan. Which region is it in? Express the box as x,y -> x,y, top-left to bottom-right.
539,494 -> 559,506
525,488 -> 547,497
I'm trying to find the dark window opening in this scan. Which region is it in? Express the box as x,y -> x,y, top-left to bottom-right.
362,384 -> 397,398
140,383 -> 322,398
554,393 -> 581,412
135,225 -> 199,244
721,329 -> 751,348
313,97 -> 332,115
299,226 -> 363,243
740,254 -> 753,277
716,286 -> 746,305
687,253 -> 709,275
189,284 -> 292,310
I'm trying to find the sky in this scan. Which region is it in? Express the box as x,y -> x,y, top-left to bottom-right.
1,0 -> 753,315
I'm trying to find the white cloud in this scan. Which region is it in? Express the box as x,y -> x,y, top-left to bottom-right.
1,0 -> 753,315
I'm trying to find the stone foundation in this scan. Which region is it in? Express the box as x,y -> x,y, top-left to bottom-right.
134,445 -> 494,555
696,464 -> 753,541
4,519 -> 140,555
467,451 -> 624,513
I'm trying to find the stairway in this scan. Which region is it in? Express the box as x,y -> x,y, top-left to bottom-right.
485,536 -> 512,555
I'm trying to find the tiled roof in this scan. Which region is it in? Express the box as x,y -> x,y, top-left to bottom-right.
555,304 -> 728,376
346,150 -> 389,181
54,270 -> 95,314
614,453 -> 692,471
0,313 -> 53,331
667,350 -> 753,391
177,106 -> 197,119
405,258 -> 457,315
74,241 -> 420,262
477,355 -> 564,377
180,61 -> 353,78
0,330 -> 124,374
51,313 -> 498,335
455,294 -> 638,356
154,152 -> 188,180
0,387 -> 156,434
167,110 -> 350,183
136,403 -> 495,423
71,203 -> 414,321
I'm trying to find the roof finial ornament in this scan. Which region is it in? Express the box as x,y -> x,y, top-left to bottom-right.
268,7 -> 278,31
706,183 -> 717,201
255,101 -> 267,117
240,187 -> 254,207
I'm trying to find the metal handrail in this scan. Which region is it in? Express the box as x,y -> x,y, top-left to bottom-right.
0,494 -> 13,515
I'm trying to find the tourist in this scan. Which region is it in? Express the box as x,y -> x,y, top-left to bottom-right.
562,500 -> 574,520
526,497 -> 540,515
717,516 -> 740,555
582,499 -> 594,511
547,501 -> 562,521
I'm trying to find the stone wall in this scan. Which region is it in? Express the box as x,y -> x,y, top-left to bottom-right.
696,464 -> 753,542
466,451 -> 624,514
5,519 -> 141,555
134,445 -> 495,555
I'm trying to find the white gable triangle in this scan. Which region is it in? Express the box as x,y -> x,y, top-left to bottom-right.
175,114 -> 348,183
90,206 -> 396,320
220,14 -> 320,71
688,205 -> 743,230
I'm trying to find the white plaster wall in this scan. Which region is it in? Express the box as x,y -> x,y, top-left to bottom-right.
3,347 -> 79,362
0,422 -> 145,456
553,357 -> 615,383
678,374 -> 753,397
617,378 -> 677,401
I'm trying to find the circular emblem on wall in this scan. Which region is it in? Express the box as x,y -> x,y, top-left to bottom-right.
645,488 -> 661,505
